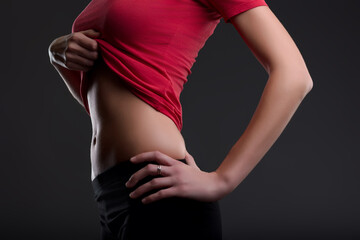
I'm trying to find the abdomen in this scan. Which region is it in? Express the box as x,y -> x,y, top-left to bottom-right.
86,57 -> 187,181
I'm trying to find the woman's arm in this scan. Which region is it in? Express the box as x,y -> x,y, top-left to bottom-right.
48,30 -> 101,110
123,5 -> 313,204
215,5 -> 313,194
48,44 -> 84,107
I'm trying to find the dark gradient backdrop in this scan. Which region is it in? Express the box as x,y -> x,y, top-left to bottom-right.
3,0 -> 360,239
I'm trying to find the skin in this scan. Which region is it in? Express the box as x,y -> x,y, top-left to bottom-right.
125,6 -> 313,204
49,30 -> 187,181
49,5 -> 313,206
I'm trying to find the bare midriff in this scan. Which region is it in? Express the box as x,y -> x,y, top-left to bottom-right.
86,57 -> 187,181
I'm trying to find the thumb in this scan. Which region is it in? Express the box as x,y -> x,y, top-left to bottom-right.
81,29 -> 101,38
184,150 -> 200,170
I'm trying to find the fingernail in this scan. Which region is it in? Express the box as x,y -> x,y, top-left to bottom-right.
125,181 -> 132,188
130,157 -> 135,161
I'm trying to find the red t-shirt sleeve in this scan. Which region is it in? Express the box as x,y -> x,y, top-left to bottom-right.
207,0 -> 268,23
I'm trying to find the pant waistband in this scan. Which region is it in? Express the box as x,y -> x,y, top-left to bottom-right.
91,159 -> 187,195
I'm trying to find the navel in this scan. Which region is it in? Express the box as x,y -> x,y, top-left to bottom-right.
92,129 -> 97,146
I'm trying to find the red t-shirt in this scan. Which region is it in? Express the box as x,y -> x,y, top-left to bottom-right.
72,0 -> 268,132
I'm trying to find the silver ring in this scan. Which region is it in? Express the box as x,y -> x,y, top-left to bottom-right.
157,165 -> 162,176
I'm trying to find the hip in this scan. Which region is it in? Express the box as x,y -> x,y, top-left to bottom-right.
91,159 -> 222,240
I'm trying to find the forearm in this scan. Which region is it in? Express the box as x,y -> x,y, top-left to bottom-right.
216,69 -> 313,194
48,42 -> 84,108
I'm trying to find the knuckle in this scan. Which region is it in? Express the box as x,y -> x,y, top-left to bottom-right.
154,151 -> 162,159
146,164 -> 153,172
157,190 -> 164,198
67,42 -> 75,52
172,166 -> 182,177
172,166 -> 180,174
68,41 -> 76,50
92,42 -> 98,50
172,175 -> 180,184
177,184 -> 187,193
150,179 -> 157,187
64,51 -> 71,60
151,178 -> 160,185
69,33 -> 77,42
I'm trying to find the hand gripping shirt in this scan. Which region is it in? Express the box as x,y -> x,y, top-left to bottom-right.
72,0 -> 268,132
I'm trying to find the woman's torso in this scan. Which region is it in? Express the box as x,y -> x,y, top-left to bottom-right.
86,57 -> 187,181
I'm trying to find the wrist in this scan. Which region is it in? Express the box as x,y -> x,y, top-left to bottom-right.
48,43 -> 57,65
48,36 -> 63,65
210,171 -> 233,199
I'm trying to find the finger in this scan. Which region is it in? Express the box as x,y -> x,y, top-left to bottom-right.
129,177 -> 173,199
81,29 -> 101,38
126,164 -> 170,188
53,53 -> 90,71
67,41 -> 99,60
184,149 -> 200,170
65,52 -> 95,68
71,33 -> 99,51
130,150 -> 178,166
67,61 -> 91,72
142,187 -> 177,204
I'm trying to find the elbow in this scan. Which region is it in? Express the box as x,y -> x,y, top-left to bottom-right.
301,71 -> 313,97
269,66 -> 314,99
266,55 -> 314,97
291,70 -> 313,100
290,68 -> 313,98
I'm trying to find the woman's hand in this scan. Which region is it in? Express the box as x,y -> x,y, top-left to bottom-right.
48,29 -> 101,72
125,150 -> 229,204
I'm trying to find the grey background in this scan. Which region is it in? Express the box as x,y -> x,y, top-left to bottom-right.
3,0 -> 359,239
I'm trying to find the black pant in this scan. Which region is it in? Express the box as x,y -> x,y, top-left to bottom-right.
91,159 -> 222,240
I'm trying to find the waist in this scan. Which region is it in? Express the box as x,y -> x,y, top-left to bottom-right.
86,57 -> 187,181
